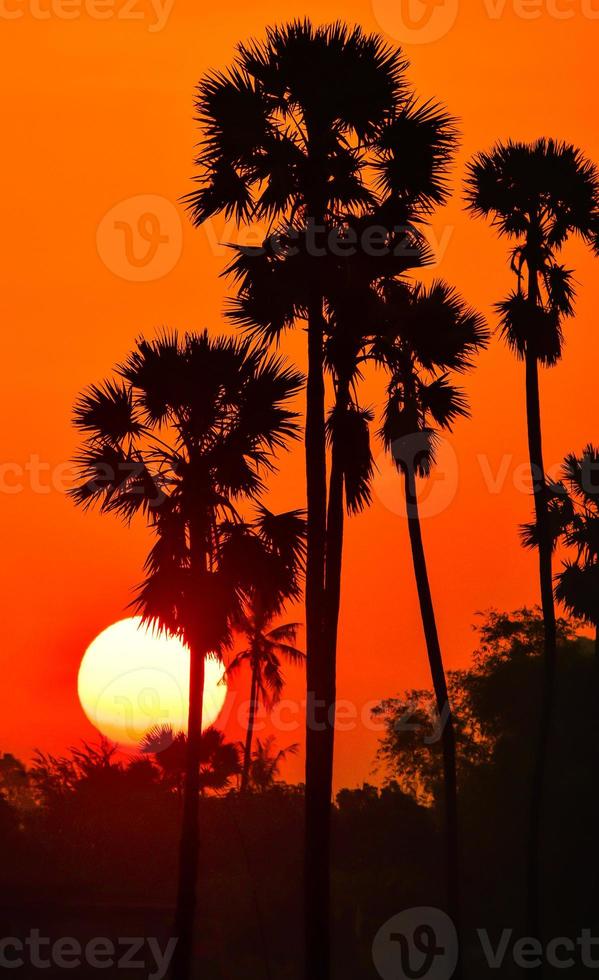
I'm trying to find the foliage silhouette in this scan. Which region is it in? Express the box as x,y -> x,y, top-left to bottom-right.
189,21 -> 460,973
71,330 -> 302,980
373,277 -> 487,939
465,137 -> 599,941
246,736 -> 300,794
224,612 -> 304,795
4,611 -> 598,977
141,725 -> 242,794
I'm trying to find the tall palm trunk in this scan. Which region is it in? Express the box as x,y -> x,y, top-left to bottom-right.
241,654 -> 259,795
172,643 -> 206,980
304,285 -> 331,980
525,263 -> 558,944
403,464 -> 461,954
304,125 -> 333,977
323,380 -> 352,737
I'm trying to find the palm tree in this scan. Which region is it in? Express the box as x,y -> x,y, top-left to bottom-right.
465,138 -> 599,935
186,22 -> 458,973
71,330 -> 302,980
550,447 -> 599,654
375,279 -> 487,936
247,736 -> 300,793
225,611 -> 304,794
141,725 -> 242,794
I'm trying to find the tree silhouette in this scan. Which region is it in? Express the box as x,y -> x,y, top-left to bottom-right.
374,278 -> 487,939
185,24 -> 415,973
0,752 -> 33,811
189,24 -> 460,967
524,446 -> 599,654
220,505 -> 305,795
225,614 -> 304,794
141,725 -> 242,794
247,736 -> 299,793
71,330 -> 302,980
465,138 -> 599,937
554,447 -> 599,653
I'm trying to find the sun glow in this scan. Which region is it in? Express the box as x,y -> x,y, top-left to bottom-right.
77,617 -> 226,748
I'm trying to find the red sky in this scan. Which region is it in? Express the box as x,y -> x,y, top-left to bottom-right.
1,0 -> 598,788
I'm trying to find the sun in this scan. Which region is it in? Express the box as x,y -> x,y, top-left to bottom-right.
77,617 -> 227,749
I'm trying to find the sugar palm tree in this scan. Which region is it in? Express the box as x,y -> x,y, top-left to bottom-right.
552,447 -> 599,654
186,22 -> 458,973
465,138 -> 599,935
225,612 -> 304,794
141,725 -> 242,794
375,279 -> 487,937
71,330 -> 302,980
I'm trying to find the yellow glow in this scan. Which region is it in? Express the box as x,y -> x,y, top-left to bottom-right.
77,617 -> 226,748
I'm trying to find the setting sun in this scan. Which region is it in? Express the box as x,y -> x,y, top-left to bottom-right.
77,617 -> 227,748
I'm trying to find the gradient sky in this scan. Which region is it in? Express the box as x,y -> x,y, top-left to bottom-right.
1,0 -> 598,789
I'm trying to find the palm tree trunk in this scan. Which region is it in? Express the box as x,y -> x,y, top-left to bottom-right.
304,285 -> 331,980
241,659 -> 259,795
403,464 -> 461,957
320,384 -> 350,838
524,287 -> 558,943
171,644 -> 206,980
303,127 -> 332,978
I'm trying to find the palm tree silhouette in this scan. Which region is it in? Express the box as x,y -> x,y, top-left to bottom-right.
71,330 -> 302,980
141,725 -> 242,794
247,736 -> 299,793
186,21 -> 458,972
374,279 -> 487,939
225,611 -> 304,795
555,447 -> 599,654
465,138 -> 599,936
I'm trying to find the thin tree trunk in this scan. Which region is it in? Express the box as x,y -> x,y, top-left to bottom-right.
524,287 -> 558,944
304,284 -> 331,980
403,464 -> 461,959
321,384 -> 349,841
303,117 -> 332,976
171,645 -> 206,980
241,657 -> 259,795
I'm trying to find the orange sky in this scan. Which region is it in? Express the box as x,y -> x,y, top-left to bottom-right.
1,0 -> 598,789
